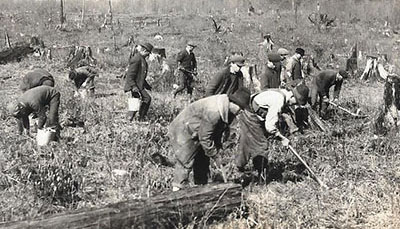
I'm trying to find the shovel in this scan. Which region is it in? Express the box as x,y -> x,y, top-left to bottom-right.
288,145 -> 328,189
329,101 -> 368,118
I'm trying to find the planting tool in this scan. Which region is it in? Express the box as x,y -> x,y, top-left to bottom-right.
288,145 -> 328,189
329,101 -> 368,118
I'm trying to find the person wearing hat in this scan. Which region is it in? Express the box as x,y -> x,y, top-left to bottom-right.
205,55 -> 246,97
259,53 -> 282,89
20,69 -> 55,92
310,69 -> 349,118
8,85 -> 60,137
169,87 -> 251,191
68,65 -> 98,96
258,34 -> 274,69
235,84 -> 310,175
124,42 -> 153,122
283,48 -> 305,84
173,41 -> 198,98
277,48 -> 289,87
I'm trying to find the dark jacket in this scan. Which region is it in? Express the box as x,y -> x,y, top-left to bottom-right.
205,67 -> 244,96
177,49 -> 197,71
169,95 -> 232,165
124,53 -> 150,92
260,64 -> 282,89
17,86 -> 60,130
20,69 -> 54,92
287,56 -> 303,81
19,86 -> 59,113
71,66 -> 97,89
312,70 -> 343,99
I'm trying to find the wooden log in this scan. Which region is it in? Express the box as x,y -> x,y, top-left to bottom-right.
307,107 -> 329,132
1,183 -> 242,229
0,44 -> 34,64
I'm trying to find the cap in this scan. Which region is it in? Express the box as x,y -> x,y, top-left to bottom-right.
295,48 -> 305,56
338,69 -> 349,79
277,48 -> 289,56
230,55 -> 246,66
187,40 -> 197,47
292,84 -> 309,106
140,43 -> 154,52
228,87 -> 251,110
267,53 -> 281,62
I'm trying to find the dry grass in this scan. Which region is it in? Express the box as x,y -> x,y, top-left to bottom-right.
1,0 -> 400,228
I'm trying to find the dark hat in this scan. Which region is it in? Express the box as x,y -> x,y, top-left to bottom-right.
187,40 -> 197,47
295,47 -> 305,56
267,53 -> 281,62
228,87 -> 251,110
292,84 -> 309,106
140,43 -> 154,52
338,69 -> 349,79
230,55 -> 246,66
277,48 -> 289,56
7,101 -> 25,117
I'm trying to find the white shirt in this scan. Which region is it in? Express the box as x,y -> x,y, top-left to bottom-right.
253,89 -> 294,134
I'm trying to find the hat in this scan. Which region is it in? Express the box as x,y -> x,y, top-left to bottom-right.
230,55 -> 246,66
338,69 -> 349,79
140,43 -> 154,52
277,48 -> 289,56
187,40 -> 197,47
295,48 -> 305,56
267,53 -> 281,62
292,84 -> 309,106
7,102 -> 24,117
228,87 -> 251,110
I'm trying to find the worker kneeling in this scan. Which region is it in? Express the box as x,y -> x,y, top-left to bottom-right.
169,87 -> 251,191
236,84 -> 309,176
7,86 -> 61,140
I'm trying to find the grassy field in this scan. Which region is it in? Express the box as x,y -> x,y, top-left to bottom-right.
1,0 -> 400,228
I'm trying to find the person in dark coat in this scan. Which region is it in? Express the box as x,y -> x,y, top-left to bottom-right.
205,55 -> 246,97
259,53 -> 282,89
311,69 -> 349,118
283,47 -> 305,84
173,41 -> 197,98
20,69 -> 55,92
7,86 -> 60,137
68,65 -> 98,96
169,87 -> 251,191
123,43 -> 153,122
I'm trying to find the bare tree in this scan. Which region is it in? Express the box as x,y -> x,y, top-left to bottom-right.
80,0 -> 85,27
108,0 -> 117,51
60,0 -> 65,25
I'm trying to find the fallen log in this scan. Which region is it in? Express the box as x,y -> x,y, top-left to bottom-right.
0,36 -> 44,64
307,106 -> 329,132
1,183 -> 242,229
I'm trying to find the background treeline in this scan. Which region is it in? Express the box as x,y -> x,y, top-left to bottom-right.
1,0 -> 399,24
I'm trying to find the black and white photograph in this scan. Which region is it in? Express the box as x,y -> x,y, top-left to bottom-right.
0,0 -> 399,228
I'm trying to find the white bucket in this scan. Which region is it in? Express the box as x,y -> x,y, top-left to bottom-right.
78,89 -> 88,99
128,98 -> 141,111
36,127 -> 56,146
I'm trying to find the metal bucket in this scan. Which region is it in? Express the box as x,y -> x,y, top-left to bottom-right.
128,97 -> 141,111
36,127 -> 56,146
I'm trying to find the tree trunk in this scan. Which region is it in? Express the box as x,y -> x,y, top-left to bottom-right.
60,0 -> 65,25
1,183 -> 242,229
108,0 -> 117,51
81,0 -> 85,26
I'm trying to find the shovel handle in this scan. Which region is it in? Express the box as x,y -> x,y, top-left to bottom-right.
329,101 -> 366,118
288,145 -> 327,189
